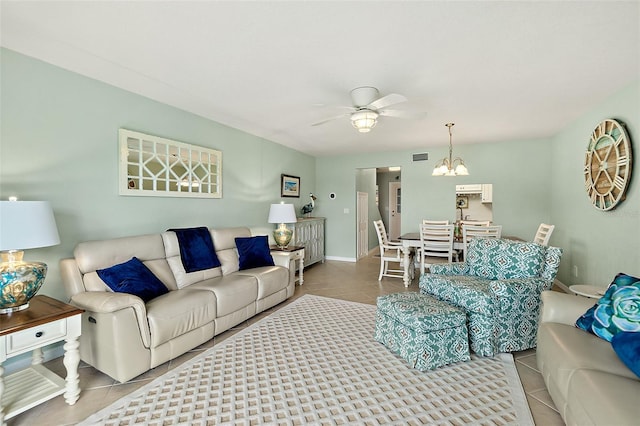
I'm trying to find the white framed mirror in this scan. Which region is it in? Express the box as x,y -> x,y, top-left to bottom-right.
119,129 -> 222,198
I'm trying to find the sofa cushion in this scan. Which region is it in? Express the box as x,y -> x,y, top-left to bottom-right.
96,257 -> 169,303
466,238 -> 546,280
162,231 -> 222,289
145,289 -> 216,348
421,274 -> 495,316
211,227 -> 252,275
575,272 -> 640,341
566,370 -> 640,426
235,236 -> 274,270
75,234 -> 166,274
537,322 -> 638,401
187,274 -> 258,317
234,265 -> 289,300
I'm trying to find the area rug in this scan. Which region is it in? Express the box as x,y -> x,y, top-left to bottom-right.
80,295 -> 534,425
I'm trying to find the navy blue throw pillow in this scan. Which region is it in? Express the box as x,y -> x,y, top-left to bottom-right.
235,236 -> 275,270
611,332 -> 640,378
97,257 -> 168,303
168,227 -> 221,273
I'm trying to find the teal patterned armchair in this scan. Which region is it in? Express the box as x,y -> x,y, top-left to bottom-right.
419,238 -> 562,356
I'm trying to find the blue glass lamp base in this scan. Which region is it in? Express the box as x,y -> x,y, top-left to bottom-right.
0,261 -> 48,314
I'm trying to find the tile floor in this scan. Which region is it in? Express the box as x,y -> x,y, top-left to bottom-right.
6,254 -> 565,425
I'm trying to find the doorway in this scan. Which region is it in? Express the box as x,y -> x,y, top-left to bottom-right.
388,181 -> 401,240
355,167 -> 401,260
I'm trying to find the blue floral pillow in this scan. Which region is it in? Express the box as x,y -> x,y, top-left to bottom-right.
575,273 -> 640,342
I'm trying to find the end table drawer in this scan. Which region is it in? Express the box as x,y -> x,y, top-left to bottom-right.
7,319 -> 67,355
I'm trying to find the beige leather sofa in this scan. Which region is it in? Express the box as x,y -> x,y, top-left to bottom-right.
537,291 -> 639,425
60,227 -> 294,382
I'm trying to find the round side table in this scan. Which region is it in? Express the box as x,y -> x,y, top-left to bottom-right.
570,284 -> 606,299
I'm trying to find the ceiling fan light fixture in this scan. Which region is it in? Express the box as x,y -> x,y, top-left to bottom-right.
351,110 -> 378,133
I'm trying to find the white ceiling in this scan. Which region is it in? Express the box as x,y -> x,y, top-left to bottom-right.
1,1 -> 638,157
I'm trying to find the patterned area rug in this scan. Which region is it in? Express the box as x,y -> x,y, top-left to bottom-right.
80,295 -> 533,425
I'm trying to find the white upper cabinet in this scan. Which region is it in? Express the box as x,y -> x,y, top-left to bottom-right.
456,184 -> 493,203
481,184 -> 493,203
455,184 -> 483,194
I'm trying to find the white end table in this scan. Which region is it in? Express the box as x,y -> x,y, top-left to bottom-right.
570,284 -> 606,299
271,245 -> 305,285
0,295 -> 83,424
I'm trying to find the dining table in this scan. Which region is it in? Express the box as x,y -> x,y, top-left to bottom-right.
398,233 -> 464,287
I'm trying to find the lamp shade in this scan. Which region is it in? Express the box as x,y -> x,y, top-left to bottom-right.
268,203 -> 297,224
0,201 -> 60,251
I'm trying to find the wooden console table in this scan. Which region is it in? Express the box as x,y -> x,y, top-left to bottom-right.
0,295 -> 83,424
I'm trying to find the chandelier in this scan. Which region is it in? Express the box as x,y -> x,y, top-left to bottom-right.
432,122 -> 469,176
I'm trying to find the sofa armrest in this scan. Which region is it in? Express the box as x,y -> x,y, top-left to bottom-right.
70,292 -> 151,347
540,290 -> 596,326
429,262 -> 469,275
60,258 -> 85,300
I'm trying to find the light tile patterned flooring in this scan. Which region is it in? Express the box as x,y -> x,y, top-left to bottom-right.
7,254 -> 565,425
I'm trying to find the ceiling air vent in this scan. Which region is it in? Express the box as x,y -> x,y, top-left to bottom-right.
412,152 -> 429,162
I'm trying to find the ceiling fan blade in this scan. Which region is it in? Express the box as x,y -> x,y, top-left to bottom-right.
367,93 -> 408,110
378,109 -> 427,119
311,113 -> 350,126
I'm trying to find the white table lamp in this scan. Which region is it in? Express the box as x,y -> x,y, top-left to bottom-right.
0,200 -> 60,313
268,203 -> 297,248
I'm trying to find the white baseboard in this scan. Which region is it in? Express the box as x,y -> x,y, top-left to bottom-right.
2,342 -> 65,375
324,256 -> 357,262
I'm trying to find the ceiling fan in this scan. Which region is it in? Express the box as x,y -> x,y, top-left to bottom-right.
312,86 -> 422,133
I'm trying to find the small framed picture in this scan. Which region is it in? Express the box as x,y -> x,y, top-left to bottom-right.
456,195 -> 469,209
281,174 -> 300,198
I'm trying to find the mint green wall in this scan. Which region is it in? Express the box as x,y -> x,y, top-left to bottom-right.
0,49 -> 315,301
316,140 -> 553,260
550,80 -> 639,286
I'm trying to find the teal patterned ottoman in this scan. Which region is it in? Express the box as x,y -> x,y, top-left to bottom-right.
375,292 -> 470,371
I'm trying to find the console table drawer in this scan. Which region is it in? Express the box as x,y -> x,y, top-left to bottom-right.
6,319 -> 67,355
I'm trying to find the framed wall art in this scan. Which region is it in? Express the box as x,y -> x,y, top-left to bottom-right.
119,129 -> 222,198
281,174 -> 300,198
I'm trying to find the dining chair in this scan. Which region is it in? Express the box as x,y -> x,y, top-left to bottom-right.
455,220 -> 489,261
373,220 -> 413,281
417,220 -> 450,261
460,220 -> 490,227
533,223 -> 555,246
422,219 -> 449,225
419,224 -> 455,275
462,224 -> 502,260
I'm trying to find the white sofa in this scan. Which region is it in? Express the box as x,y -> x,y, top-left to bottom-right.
60,227 -> 294,382
537,291 -> 639,425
